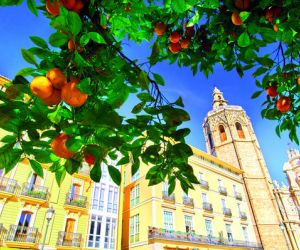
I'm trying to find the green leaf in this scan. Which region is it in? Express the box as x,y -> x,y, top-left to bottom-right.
27,0 -> 38,16
172,0 -> 189,13
117,155 -> 129,165
108,165 -> 121,185
21,48 -> 37,66
0,0 -> 23,6
239,11 -> 250,22
237,32 -> 251,47
153,73 -> 165,86
256,57 -> 274,67
29,159 -> 44,178
131,102 -> 145,114
131,159 -> 140,176
1,135 -> 17,143
30,36 -> 48,49
138,71 -> 149,90
66,138 -> 83,152
65,159 -> 80,175
49,32 -> 68,47
90,159 -> 102,182
88,32 -> 106,44
251,90 -> 263,99
174,97 -> 184,107
77,78 -> 92,94
16,67 -> 35,76
67,11 -> 82,35
55,166 -> 66,186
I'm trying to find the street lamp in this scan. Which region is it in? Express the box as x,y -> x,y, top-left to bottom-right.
41,207 -> 55,250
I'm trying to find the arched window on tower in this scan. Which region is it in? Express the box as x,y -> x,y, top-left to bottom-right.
236,122 -> 245,139
219,125 -> 227,142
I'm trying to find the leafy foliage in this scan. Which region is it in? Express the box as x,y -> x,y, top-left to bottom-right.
0,0 -> 300,193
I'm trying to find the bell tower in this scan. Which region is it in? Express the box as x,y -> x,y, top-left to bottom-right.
203,87 -> 290,250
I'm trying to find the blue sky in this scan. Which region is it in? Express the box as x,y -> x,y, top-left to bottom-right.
0,3 -> 296,184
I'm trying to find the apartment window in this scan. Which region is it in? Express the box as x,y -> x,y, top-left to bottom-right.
233,184 -> 237,193
205,219 -> 213,240
219,125 -> 227,142
226,224 -> 233,242
131,169 -> 140,182
163,182 -> 169,193
130,214 -> 139,244
199,173 -> 204,181
184,215 -> 193,233
107,186 -> 118,213
218,179 -> 222,188
104,217 -> 116,249
92,184 -> 106,211
242,226 -> 249,242
163,211 -> 174,231
87,215 -> 102,248
202,193 -> 208,203
130,184 -> 140,207
237,203 -> 241,213
221,199 -> 226,209
236,122 -> 245,139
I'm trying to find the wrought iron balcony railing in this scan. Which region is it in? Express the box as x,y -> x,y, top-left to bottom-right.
148,227 -> 263,249
0,177 -> 18,194
162,191 -> 175,203
183,196 -> 194,207
240,212 -> 247,220
65,193 -> 87,208
235,192 -> 242,200
219,186 -> 227,195
21,183 -> 49,200
56,231 -> 82,247
0,224 -> 7,243
223,208 -> 232,217
199,180 -> 209,189
203,202 -> 213,212
6,225 -> 39,244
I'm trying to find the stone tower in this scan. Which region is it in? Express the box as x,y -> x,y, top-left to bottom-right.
203,87 -> 290,250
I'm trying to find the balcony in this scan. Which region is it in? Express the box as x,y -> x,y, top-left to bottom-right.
5,225 -> 40,249
73,164 -> 91,181
0,224 -> 7,246
219,186 -> 227,196
20,183 -> 49,207
56,231 -> 82,249
0,177 -> 18,200
240,212 -> 247,220
162,191 -> 175,204
199,180 -> 209,189
64,193 -> 88,214
203,202 -> 213,212
223,208 -> 232,217
148,227 -> 263,249
183,196 -> 194,208
235,192 -> 242,200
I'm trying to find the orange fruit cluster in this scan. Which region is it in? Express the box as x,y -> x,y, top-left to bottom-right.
46,0 -> 84,16
30,68 -> 88,107
51,133 -> 75,159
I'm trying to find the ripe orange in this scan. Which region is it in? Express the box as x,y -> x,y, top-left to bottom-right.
180,38 -> 190,49
46,68 -> 66,89
276,96 -> 291,113
154,22 -> 167,36
51,133 -> 75,159
30,76 -> 53,99
234,0 -> 250,10
61,77 -> 88,107
84,152 -> 96,165
72,0 -> 84,14
169,31 -> 181,43
273,24 -> 278,32
266,85 -> 278,97
169,43 -> 181,54
231,12 -> 243,26
41,88 -> 61,106
297,76 -> 300,85
62,0 -> 76,10
68,39 -> 83,53
46,0 -> 61,16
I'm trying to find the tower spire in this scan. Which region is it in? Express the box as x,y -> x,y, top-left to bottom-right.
212,86 -> 228,109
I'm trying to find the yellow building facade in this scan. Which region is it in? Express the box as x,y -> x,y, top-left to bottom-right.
121,147 -> 262,250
